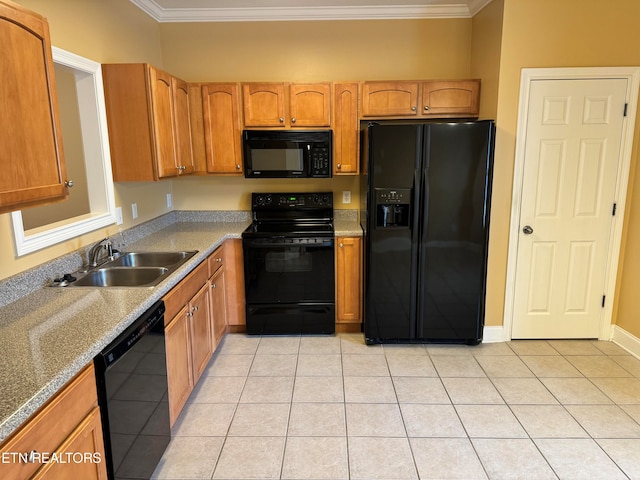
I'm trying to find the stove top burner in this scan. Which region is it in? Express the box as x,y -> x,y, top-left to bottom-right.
243,222 -> 334,238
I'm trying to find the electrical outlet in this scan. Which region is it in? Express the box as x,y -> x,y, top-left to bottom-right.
166,193 -> 172,208
342,190 -> 351,204
131,203 -> 138,219
115,206 -> 123,225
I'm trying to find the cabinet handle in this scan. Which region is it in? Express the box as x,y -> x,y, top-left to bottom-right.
411,106 -> 417,111
186,311 -> 193,317
212,283 -> 217,289
192,305 -> 199,312
236,164 -> 241,170
339,242 -> 344,248
27,450 -> 38,463
216,258 -> 222,262
65,180 -> 74,188
337,163 -> 342,170
291,117 -> 296,123
177,165 -> 186,171
424,105 -> 430,111
279,117 -> 284,123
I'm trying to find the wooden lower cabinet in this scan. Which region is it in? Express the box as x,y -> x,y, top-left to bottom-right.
336,236 -> 363,331
189,283 -> 213,382
165,305 -> 193,427
164,242 -> 236,425
223,239 -> 246,328
0,364 -> 107,480
209,266 -> 227,348
32,408 -> 106,480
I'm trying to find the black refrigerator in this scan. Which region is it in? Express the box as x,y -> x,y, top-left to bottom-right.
360,120 -> 494,345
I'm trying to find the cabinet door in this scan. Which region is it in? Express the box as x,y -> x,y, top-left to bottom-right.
0,1 -> 68,214
148,67 -> 178,178
202,83 -> 243,174
210,267 -> 227,348
165,306 -> 193,426
361,81 -> 419,117
421,80 -> 480,117
223,239 -> 246,326
332,83 -> 359,174
33,408 -> 107,480
289,83 -> 331,127
172,77 -> 195,174
242,83 -> 286,127
336,237 -> 362,323
189,283 -> 213,384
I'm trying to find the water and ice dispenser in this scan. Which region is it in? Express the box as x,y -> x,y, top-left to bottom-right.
375,188 -> 411,228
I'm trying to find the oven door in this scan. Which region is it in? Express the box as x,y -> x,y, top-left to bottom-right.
243,236 -> 335,334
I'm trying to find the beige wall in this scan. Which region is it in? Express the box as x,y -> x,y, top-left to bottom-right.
0,0 -> 167,281
487,0 -> 640,337
160,19 -> 472,82
471,0 -> 503,121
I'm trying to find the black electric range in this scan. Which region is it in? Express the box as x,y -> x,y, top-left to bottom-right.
242,192 -> 335,335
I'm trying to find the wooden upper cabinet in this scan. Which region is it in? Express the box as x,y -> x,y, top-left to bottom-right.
242,83 -> 286,127
0,0 -> 69,214
242,82 -> 331,128
202,83 -> 243,174
361,80 -> 480,118
289,83 -> 331,127
148,68 -> 178,178
421,80 -> 480,117
361,81 -> 419,117
102,63 -> 194,181
332,82 -> 359,175
172,77 -> 195,174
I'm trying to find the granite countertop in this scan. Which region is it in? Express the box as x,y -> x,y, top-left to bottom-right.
0,214 -> 362,442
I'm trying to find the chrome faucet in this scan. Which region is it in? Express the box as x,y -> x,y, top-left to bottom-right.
88,237 -> 113,267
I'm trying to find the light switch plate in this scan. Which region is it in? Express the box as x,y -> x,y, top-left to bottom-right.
131,203 -> 138,219
115,207 -> 123,225
342,190 -> 351,204
166,193 -> 172,208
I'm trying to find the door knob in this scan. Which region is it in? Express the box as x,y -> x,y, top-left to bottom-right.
522,225 -> 534,235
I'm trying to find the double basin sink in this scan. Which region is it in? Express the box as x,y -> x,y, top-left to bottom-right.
67,251 -> 198,287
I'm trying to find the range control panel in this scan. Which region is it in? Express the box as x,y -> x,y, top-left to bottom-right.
252,192 -> 333,209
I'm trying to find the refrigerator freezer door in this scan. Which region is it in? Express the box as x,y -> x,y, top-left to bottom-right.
364,124 -> 422,342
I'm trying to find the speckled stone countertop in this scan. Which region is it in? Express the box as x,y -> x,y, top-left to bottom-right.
0,212 -> 361,442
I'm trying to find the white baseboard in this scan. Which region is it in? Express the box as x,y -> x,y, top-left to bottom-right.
611,325 -> 640,359
482,325 -> 506,343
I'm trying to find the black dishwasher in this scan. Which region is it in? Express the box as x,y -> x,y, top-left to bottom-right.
94,300 -> 169,480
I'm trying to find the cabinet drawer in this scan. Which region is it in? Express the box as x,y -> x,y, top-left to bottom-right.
163,260 -> 208,322
0,364 -> 98,480
208,245 -> 224,277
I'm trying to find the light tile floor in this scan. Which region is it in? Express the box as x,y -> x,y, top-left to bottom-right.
152,335 -> 640,480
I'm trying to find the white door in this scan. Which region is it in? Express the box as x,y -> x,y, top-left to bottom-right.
511,78 -> 627,339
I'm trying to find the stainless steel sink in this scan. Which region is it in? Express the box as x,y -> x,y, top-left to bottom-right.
61,250 -> 198,287
72,266 -> 169,287
108,251 -> 195,268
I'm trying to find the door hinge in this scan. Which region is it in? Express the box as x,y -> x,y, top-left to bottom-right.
624,103 -> 628,117
612,202 -> 617,216
602,295 -> 606,308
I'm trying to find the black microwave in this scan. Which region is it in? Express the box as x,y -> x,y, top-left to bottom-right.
242,130 -> 332,178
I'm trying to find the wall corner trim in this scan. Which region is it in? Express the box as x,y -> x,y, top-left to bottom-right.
482,325 -> 506,343
612,325 -> 640,359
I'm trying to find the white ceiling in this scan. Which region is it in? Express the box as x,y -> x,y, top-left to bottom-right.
130,0 -> 494,22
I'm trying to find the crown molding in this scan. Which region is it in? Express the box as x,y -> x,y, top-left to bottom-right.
130,0 -> 494,22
